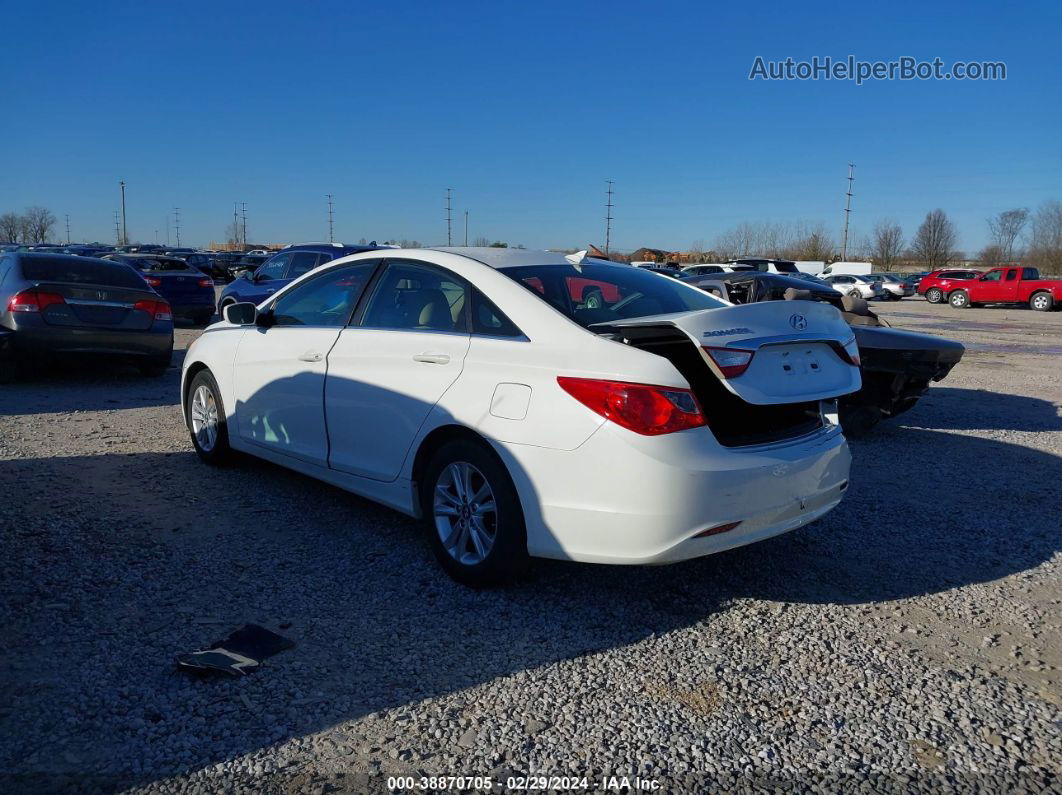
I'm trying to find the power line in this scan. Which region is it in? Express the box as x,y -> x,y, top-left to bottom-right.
841,164 -> 855,261
173,207 -> 181,247
445,188 -> 453,246
604,179 -> 615,255
64,214 -> 70,244
326,194 -> 335,243
241,202 -> 248,248
233,203 -> 239,249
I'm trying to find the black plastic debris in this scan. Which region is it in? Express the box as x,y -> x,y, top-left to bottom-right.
176,623 -> 294,676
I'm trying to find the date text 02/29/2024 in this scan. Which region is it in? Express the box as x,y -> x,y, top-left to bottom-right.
387,774 -> 662,791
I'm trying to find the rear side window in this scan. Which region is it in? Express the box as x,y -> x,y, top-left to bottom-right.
1022,267 -> 1039,280
19,256 -> 147,289
362,261 -> 468,332
1005,270 -> 1018,281
287,251 -> 322,279
471,289 -> 523,337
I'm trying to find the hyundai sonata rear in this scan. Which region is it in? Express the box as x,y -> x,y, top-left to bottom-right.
181,248 -> 858,585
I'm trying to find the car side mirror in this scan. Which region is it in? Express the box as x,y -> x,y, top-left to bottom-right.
223,302 -> 258,325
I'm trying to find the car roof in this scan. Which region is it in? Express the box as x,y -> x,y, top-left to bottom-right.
281,242 -> 378,253
430,247 -> 590,269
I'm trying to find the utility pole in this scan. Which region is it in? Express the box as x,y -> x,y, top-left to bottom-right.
119,180 -> 128,245
604,179 -> 615,256
64,214 -> 71,244
173,207 -> 181,247
326,194 -> 335,243
445,188 -> 453,246
114,211 -> 121,245
241,202 -> 247,249
464,210 -> 468,246
841,163 -> 855,261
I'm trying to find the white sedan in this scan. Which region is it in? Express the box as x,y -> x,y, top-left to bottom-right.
820,274 -> 886,300
182,248 -> 860,585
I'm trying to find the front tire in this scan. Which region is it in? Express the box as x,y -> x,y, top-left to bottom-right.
949,290 -> 970,309
847,289 -> 862,299
421,438 -> 527,587
1030,292 -> 1054,312
925,288 -> 943,304
186,370 -> 232,464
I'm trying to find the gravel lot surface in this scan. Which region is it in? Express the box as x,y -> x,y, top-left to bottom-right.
1,298 -> 1059,793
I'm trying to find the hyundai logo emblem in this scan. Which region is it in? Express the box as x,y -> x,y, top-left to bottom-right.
789,313 -> 807,330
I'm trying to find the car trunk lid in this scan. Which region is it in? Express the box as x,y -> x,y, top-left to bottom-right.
34,282 -> 160,330
596,300 -> 861,406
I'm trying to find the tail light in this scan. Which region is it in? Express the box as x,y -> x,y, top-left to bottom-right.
142,275 -> 162,287
839,337 -> 861,367
557,376 -> 706,436
197,278 -> 213,288
702,346 -> 755,378
133,298 -> 173,322
8,289 -> 66,312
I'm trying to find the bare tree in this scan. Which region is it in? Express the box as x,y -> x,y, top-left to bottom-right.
977,244 -> 1005,267
987,208 -> 1028,262
871,220 -> 904,270
786,222 -> 835,261
471,236 -> 490,247
1027,200 -> 1062,273
22,207 -> 56,244
911,209 -> 958,270
0,212 -> 22,242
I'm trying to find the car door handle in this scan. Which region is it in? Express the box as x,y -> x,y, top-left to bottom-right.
298,351 -> 323,362
413,353 -> 450,365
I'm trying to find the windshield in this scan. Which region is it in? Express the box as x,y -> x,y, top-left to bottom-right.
499,263 -> 726,328
20,256 -> 148,289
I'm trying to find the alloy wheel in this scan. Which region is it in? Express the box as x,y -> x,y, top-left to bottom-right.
190,384 -> 219,452
1032,294 -> 1050,310
433,461 -> 498,566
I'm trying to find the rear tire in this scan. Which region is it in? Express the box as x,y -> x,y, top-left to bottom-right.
949,290 -> 970,309
1030,292 -> 1054,312
925,287 -> 943,304
847,289 -> 862,299
420,438 -> 528,587
186,370 -> 232,464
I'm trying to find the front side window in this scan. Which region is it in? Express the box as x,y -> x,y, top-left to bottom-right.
362,261 -> 468,332
982,270 -> 1002,282
271,262 -> 377,327
256,253 -> 290,281
287,251 -> 322,279
499,262 -> 724,329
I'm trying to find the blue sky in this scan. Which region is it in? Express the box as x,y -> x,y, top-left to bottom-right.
2,0 -> 1059,252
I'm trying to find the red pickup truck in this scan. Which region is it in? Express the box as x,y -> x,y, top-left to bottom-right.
947,266 -> 1062,311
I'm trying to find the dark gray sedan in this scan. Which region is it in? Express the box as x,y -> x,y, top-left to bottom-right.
0,252 -> 174,381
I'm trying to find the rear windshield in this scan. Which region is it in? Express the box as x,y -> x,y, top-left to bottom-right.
499,263 -> 725,328
19,256 -> 147,289
133,258 -> 195,272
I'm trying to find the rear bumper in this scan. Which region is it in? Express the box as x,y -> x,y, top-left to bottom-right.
5,323 -> 173,358
169,301 -> 216,318
495,422 -> 851,565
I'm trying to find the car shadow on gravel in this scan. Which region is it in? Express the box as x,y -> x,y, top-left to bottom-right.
0,350 -> 185,416
894,386 -> 1062,432
0,428 -> 1058,790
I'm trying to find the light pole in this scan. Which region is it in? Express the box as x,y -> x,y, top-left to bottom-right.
119,180 -> 128,245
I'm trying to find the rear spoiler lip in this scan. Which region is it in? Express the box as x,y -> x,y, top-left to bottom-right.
723,330 -> 856,351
